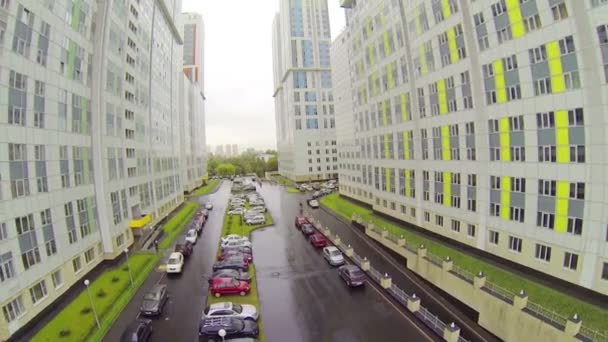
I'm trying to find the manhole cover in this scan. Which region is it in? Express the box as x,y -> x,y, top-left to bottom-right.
271,272 -> 281,277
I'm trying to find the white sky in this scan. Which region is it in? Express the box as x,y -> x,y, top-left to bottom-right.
181,0 -> 346,151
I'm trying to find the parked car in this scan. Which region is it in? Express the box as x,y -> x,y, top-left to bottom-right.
210,269 -> 251,283
338,265 -> 366,287
311,191 -> 322,199
307,199 -> 320,208
221,239 -> 253,249
185,229 -> 198,244
198,317 -> 259,340
245,214 -> 266,225
166,252 -> 184,274
222,234 -> 249,243
228,208 -> 244,215
139,284 -> 169,316
219,250 -> 253,263
222,255 -> 250,266
222,246 -> 252,255
120,318 -> 153,342
199,209 -> 209,218
213,259 -> 248,272
301,223 -> 316,235
209,278 -> 251,297
249,206 -> 266,213
294,216 -> 308,229
323,246 -> 345,266
203,302 -> 259,321
205,202 -> 213,210
174,242 -> 193,258
309,232 -> 328,248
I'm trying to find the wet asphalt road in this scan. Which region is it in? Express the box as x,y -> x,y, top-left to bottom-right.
254,184 -> 436,342
105,181 -> 439,342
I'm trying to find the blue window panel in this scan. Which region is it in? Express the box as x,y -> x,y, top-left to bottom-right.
305,91 -> 316,101
305,105 -> 317,115
303,40 -> 314,67
306,118 -> 319,129
321,71 -> 332,88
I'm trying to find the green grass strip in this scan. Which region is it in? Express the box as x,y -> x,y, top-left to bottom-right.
158,202 -> 200,250
286,187 -> 300,193
320,193 -> 608,333
271,175 -> 295,187
32,253 -> 159,342
187,179 -> 220,197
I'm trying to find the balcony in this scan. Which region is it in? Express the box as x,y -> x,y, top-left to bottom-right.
129,214 -> 151,229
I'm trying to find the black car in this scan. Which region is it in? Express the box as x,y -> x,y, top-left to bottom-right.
301,223 -> 316,235
312,191 -> 322,199
210,269 -> 251,283
222,246 -> 253,255
139,284 -> 169,316
174,242 -> 193,258
120,318 -> 152,342
199,317 -> 259,341
212,259 -> 248,272
338,265 -> 366,287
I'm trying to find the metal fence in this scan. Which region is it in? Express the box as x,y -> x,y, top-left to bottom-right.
385,231 -> 399,243
351,253 -> 363,267
370,226 -> 383,234
368,267 -> 382,282
404,242 -> 418,253
579,326 -> 608,342
482,281 -> 517,303
418,306 -> 447,335
525,300 -> 568,329
450,264 -> 475,283
387,284 -> 410,306
426,253 -> 444,267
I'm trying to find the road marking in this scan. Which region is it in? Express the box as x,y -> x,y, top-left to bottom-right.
365,279 -> 436,342
317,210 -> 491,342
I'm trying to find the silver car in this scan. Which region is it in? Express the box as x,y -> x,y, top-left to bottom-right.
245,214 -> 266,225
203,302 -> 259,321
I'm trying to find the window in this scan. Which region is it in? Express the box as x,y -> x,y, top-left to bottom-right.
537,211 -> 555,229
563,252 -> 578,270
22,248 -> 41,270
551,3 -> 568,21
535,244 -> 552,262
602,262 -> 608,280
116,233 -> 125,247
29,280 -> 48,304
72,256 -> 82,273
0,252 -> 15,282
2,296 -> 25,323
508,236 -> 522,253
467,224 -> 476,237
569,182 -> 585,200
424,211 -> 430,223
51,270 -> 63,288
435,215 -> 444,228
0,222 -> 6,240
84,248 -> 95,263
451,220 -> 461,232
489,230 -> 499,245
567,218 -> 583,235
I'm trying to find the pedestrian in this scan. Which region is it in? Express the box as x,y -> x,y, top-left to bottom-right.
153,239 -> 159,253
299,202 -> 303,215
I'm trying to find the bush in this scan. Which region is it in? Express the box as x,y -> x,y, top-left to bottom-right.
111,277 -> 120,283
80,307 -> 92,315
96,289 -> 107,298
59,329 -> 71,338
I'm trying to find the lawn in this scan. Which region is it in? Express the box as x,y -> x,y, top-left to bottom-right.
187,179 -> 220,197
271,174 -> 295,187
207,207 -> 273,342
158,201 -> 200,249
33,253 -> 159,342
320,193 -> 608,334
286,187 -> 300,193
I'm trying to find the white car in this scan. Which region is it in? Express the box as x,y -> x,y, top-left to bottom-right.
185,229 -> 198,244
205,202 -> 213,210
245,214 -> 266,226
221,234 -> 249,243
221,240 -> 253,249
323,246 -> 345,266
166,252 -> 184,274
308,199 -> 320,208
227,208 -> 244,215
203,302 -> 259,321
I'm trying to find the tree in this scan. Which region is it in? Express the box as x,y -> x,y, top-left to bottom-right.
266,157 -> 278,172
216,163 -> 236,177
265,149 -> 277,155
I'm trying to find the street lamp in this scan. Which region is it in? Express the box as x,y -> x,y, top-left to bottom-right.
124,248 -> 134,287
84,279 -> 100,329
218,328 -> 226,342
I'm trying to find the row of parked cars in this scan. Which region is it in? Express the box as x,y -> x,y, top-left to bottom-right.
120,206 -> 213,342
294,215 -> 366,287
227,192 -> 267,226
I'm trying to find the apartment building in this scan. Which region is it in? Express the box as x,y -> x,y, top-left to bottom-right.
0,0 -> 205,339
272,0 -> 338,182
334,0 -> 608,295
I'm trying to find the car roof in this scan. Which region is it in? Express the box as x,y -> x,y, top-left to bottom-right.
149,284 -> 166,293
209,302 -> 234,311
212,277 -> 239,284
325,246 -> 339,252
341,265 -> 360,272
169,252 -> 182,258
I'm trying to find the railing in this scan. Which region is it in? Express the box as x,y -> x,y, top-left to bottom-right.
404,242 -> 418,253
387,284 -> 410,306
351,253 -> 363,267
425,253 -> 443,267
368,267 -> 382,282
418,306 -> 447,335
525,300 -> 568,329
579,326 -> 608,342
370,226 -> 382,234
483,281 -> 517,303
385,231 -> 399,243
451,264 -> 475,283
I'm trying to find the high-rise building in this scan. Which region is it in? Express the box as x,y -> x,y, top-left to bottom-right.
180,12 -> 207,192
272,0 -> 338,182
231,144 -> 238,156
215,145 -> 224,156
225,144 -> 232,157
333,0 -> 608,295
181,12 -> 204,86
0,0 -> 205,339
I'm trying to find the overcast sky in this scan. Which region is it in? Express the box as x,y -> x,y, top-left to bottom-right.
181,0 -> 346,151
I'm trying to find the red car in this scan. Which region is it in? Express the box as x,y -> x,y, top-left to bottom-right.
295,216 -> 309,229
219,250 -> 253,263
209,277 -> 250,297
309,232 -> 328,248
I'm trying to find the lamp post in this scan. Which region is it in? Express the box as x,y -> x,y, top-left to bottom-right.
124,248 -> 134,287
218,328 -> 226,342
84,279 -> 100,329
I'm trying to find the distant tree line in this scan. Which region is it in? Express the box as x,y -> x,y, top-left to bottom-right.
208,150 -> 277,177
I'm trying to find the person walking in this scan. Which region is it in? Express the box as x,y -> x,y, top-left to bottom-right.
153,239 -> 159,254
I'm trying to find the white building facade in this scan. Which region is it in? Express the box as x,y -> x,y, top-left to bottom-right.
0,0 -> 204,339
272,0 -> 338,183
334,0 -> 608,295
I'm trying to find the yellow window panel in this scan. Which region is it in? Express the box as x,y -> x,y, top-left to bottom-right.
499,117 -> 511,161
385,168 -> 392,192
547,41 -> 565,93
447,28 -> 459,63
415,8 -> 422,35
382,100 -> 388,126
500,176 -> 511,220
400,94 -> 408,122
506,0 -> 525,38
555,181 -> 569,233
437,79 -> 448,115
493,60 -> 507,103
368,44 -> 375,66
444,172 -> 451,207
384,134 -> 390,159
419,45 -> 427,75
383,31 -> 391,56
442,0 -> 452,19
441,125 -> 451,161
387,63 -> 395,89
403,131 -> 411,160
555,110 -> 570,163
405,170 -> 412,197
366,16 -> 372,36
372,72 -> 378,96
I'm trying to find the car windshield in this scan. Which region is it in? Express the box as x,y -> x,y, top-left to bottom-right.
143,292 -> 159,300
232,303 -> 243,313
350,270 -> 364,277
330,250 -> 341,256
231,279 -> 240,286
168,257 -> 179,264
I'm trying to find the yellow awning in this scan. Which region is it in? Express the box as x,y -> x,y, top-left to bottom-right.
130,215 -> 151,229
